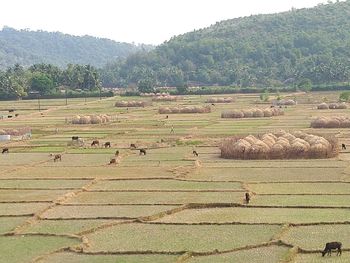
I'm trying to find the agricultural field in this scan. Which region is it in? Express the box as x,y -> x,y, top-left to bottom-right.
0,92 -> 349,262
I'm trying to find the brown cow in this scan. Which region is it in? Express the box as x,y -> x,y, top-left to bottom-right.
130,143 -> 136,149
53,154 -> 62,162
104,142 -> 111,148
139,149 -> 146,155
2,148 -> 9,154
91,140 -> 99,147
193,150 -> 199,156
115,150 -> 119,156
109,158 -> 117,165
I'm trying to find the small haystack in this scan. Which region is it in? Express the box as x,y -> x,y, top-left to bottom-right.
206,97 -> 235,103
317,103 -> 347,110
221,107 -> 284,119
158,105 -> 211,114
71,114 -> 111,125
311,116 -> 350,128
115,101 -> 151,107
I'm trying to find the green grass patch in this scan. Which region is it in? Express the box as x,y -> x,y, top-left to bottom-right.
0,217 -> 30,234
85,223 -> 280,253
0,179 -> 90,189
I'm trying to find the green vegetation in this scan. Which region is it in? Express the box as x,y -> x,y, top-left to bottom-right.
100,1 -> 350,88
0,27 -> 152,68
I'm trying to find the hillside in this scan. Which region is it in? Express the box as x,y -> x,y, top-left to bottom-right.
0,27 -> 153,69
102,0 -> 350,88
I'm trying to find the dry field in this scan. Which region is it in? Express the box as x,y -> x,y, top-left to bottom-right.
0,92 -> 349,262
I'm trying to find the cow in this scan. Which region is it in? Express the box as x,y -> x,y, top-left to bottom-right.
2,148 -> 9,154
8,115 -> 12,118
72,136 -> 79,141
322,242 -> 342,257
165,115 -> 169,119
193,150 -> 199,157
139,149 -> 146,155
115,150 -> 119,156
211,103 -> 215,106
130,143 -> 137,149
15,114 -> 19,117
109,158 -> 117,165
342,144 -> 346,150
91,140 -> 99,147
104,142 -> 111,148
53,154 -> 62,162
8,109 -> 14,113
245,192 -> 250,204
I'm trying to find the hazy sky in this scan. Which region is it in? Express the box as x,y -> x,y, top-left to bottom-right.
0,0 -> 331,45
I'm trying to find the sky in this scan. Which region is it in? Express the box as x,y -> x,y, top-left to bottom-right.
0,0 -> 332,45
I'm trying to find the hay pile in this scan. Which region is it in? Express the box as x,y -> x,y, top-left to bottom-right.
159,105 -> 211,114
221,130 -> 338,159
311,116 -> 350,128
141,92 -> 169,97
115,101 -> 151,107
72,114 -> 110,125
152,95 -> 177,101
221,108 -> 284,118
206,97 -> 235,103
317,103 -> 347,110
276,99 -> 296,106
0,127 -> 31,136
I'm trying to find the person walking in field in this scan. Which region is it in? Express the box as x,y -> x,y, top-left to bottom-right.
170,125 -> 175,134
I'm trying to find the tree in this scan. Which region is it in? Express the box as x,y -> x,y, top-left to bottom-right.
137,78 -> 155,94
176,84 -> 188,94
30,73 -> 54,94
297,78 -> 312,92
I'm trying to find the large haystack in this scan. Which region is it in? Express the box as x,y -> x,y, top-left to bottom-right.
152,95 -> 178,101
277,99 -> 296,106
206,97 -> 235,103
317,103 -> 347,110
158,105 -> 211,114
221,107 -> 284,119
115,100 -> 151,107
221,130 -> 338,159
311,116 -> 350,128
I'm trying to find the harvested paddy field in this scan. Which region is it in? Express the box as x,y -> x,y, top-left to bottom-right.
1,93 -> 350,262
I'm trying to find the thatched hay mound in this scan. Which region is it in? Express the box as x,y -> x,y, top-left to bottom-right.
115,101 -> 151,107
206,97 -> 235,103
277,99 -> 296,106
311,116 -> 350,128
221,108 -> 284,119
317,103 -> 347,110
159,105 -> 211,114
221,130 -> 338,159
152,95 -> 178,101
71,114 -> 111,125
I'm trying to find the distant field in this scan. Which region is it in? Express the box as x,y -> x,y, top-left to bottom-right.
1,93 -> 349,261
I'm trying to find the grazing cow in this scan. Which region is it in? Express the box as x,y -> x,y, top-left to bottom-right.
342,144 -> 346,150
53,154 -> 62,162
270,105 -> 275,108
8,115 -> 12,118
2,148 -> 9,154
211,103 -> 215,106
91,140 -> 99,147
193,150 -> 199,157
109,158 -> 117,165
8,109 -> 14,113
72,136 -> 79,141
165,115 -> 169,119
115,150 -> 119,156
104,142 -> 111,148
130,143 -> 136,149
322,242 -> 342,257
139,149 -> 146,155
15,113 -> 19,117
245,193 -> 250,204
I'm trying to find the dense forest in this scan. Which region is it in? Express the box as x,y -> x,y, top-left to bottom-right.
100,0 -> 350,88
0,27 -> 153,69
0,63 -> 106,99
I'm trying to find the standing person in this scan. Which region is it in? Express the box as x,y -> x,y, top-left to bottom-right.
170,125 -> 174,134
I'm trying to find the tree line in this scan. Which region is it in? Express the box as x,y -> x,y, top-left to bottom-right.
0,63 -> 102,99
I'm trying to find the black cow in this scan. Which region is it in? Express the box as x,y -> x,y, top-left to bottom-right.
322,242 -> 342,257
72,136 -> 79,141
109,158 -> 117,165
139,149 -> 146,155
115,150 -> 119,156
104,142 -> 111,148
2,148 -> 9,154
8,109 -> 14,113
193,150 -> 198,156
342,144 -> 346,150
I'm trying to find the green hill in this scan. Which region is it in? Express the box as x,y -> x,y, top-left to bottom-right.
0,27 -> 152,69
102,0 -> 350,88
